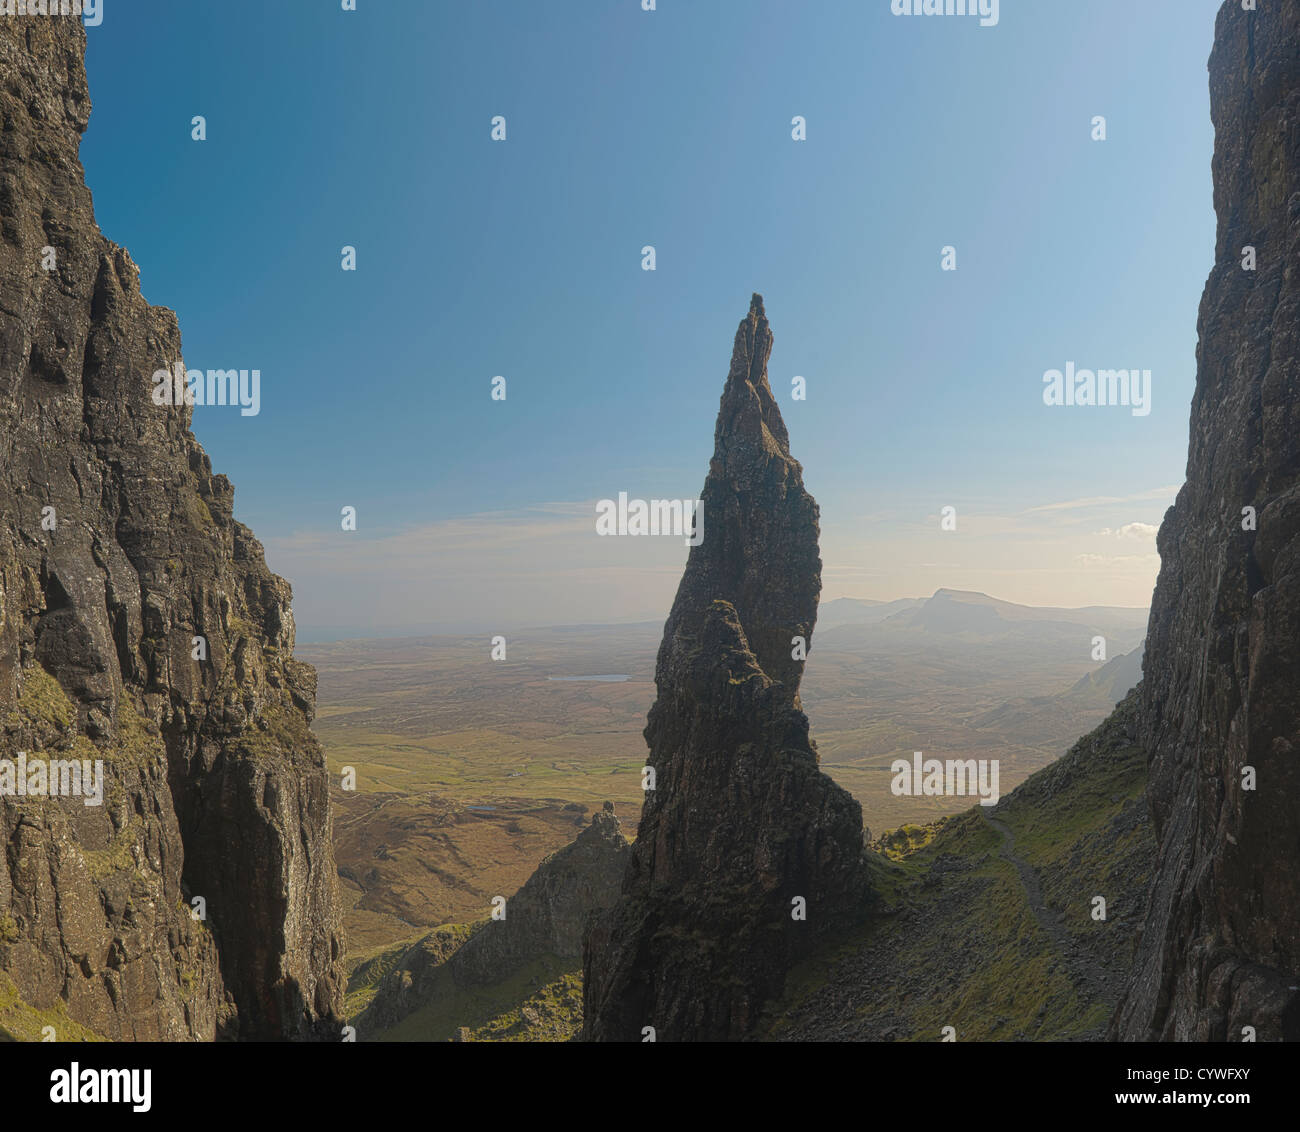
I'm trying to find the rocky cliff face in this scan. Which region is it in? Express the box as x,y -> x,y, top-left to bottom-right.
354,807 -> 629,1039
1113,1 -> 1300,1042
0,16 -> 343,1039
583,295 -> 870,1042
449,806 -> 629,987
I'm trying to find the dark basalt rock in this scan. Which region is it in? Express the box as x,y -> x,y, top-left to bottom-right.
451,807 -> 630,987
356,809 -> 630,1037
582,295 -> 870,1042
1112,1 -> 1300,1042
0,17 -> 343,1039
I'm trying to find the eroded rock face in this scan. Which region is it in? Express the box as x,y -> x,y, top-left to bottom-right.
356,809 -> 630,1038
1113,1 -> 1300,1042
0,16 -> 343,1039
450,808 -> 630,987
583,295 -> 869,1042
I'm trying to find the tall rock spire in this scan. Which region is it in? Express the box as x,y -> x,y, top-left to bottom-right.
583,296 -> 869,1042
1112,1 -> 1300,1041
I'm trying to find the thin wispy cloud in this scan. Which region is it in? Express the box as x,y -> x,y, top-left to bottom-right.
1024,486 -> 1180,514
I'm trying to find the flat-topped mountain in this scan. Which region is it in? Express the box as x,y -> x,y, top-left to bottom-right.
879,588 -> 1149,640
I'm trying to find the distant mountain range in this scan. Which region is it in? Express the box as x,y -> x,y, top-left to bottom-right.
815,597 -> 926,629
801,595 -> 1148,829
971,642 -> 1144,743
1066,645 -> 1144,702
820,588 -> 1148,644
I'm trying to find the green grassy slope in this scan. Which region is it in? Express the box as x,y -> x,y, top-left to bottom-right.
768,689 -> 1152,1041
345,925 -> 582,1042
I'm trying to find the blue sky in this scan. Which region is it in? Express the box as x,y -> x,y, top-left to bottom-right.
79,0 -> 1223,638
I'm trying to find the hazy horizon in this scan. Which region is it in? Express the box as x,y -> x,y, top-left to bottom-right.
294,584 -> 1151,644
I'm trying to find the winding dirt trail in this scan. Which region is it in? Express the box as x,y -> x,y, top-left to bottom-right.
982,811 -> 1114,1008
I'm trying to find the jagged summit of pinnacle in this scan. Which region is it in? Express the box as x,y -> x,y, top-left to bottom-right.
715,293 -> 790,464
674,295 -> 818,697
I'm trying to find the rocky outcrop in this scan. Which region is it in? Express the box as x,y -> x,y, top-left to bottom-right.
1112,1 -> 1300,1041
354,808 -> 629,1038
582,295 -> 870,1042
449,806 -> 629,986
0,17 -> 343,1038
